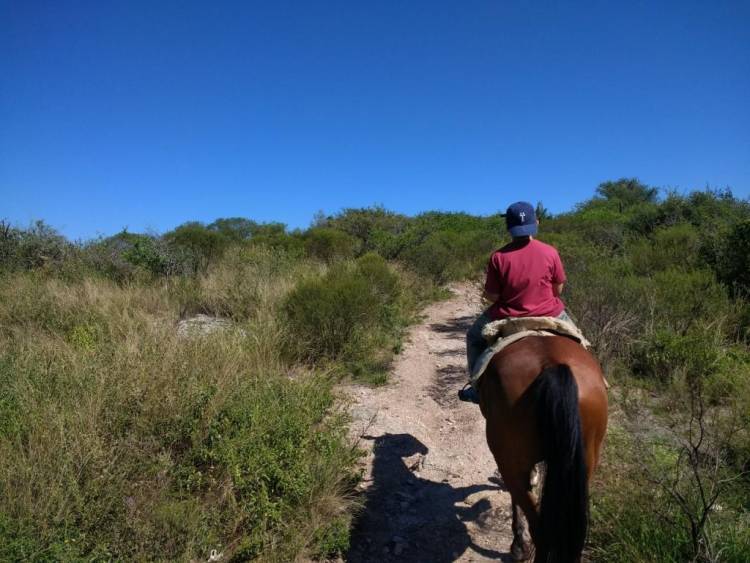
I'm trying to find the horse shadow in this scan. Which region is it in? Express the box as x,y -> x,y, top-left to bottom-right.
347,433 -> 511,562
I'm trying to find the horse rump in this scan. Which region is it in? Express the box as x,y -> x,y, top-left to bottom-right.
534,364 -> 588,563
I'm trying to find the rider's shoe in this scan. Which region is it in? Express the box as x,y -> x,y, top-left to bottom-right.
458,385 -> 480,404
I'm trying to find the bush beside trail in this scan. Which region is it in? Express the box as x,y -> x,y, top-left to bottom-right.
542,181 -> 750,561
0,249 -> 364,561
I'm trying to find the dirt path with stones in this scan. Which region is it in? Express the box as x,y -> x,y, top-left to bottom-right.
344,283 -> 514,562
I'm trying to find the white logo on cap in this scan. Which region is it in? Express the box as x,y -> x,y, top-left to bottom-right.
519,211 -> 526,221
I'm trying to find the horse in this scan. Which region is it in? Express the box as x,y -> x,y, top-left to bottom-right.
478,333 -> 608,562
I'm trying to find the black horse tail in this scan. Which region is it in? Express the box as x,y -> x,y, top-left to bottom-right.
535,364 -> 588,563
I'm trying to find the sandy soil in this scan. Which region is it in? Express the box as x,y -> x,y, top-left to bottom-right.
344,283 -> 514,562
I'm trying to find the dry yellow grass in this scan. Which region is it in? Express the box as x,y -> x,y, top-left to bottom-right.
0,248 -> 358,561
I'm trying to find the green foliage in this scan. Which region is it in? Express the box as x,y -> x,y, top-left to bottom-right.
312,514 -> 352,559
304,227 -> 361,263
321,205 -> 410,255
644,268 -> 729,332
0,220 -> 71,272
399,229 -> 497,284
185,376 -> 356,560
590,422 -> 750,563
0,264 -> 360,561
594,178 -> 659,209
121,234 -> 169,275
283,254 -> 404,375
164,221 -> 228,274
627,224 -> 701,274
715,220 -> 750,297
82,231 -> 170,279
207,217 -> 257,241
631,327 -> 720,383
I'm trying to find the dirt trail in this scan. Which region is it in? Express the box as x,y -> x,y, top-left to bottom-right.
344,283 -> 513,562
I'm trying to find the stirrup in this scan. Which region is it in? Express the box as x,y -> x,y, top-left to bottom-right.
458,384 -> 480,404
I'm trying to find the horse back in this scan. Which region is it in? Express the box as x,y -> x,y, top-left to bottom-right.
480,335 -> 608,470
487,334 -> 605,404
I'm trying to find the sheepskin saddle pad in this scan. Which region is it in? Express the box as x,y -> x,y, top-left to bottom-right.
469,316 -> 591,386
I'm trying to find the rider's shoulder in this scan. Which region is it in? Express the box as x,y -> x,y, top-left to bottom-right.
496,238 -> 533,255
529,239 -> 560,255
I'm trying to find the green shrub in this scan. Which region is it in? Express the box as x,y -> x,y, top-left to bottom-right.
304,227 -> 361,263
170,245 -> 307,320
647,268 -> 729,333
81,231 -> 179,281
0,271 -> 359,561
321,206 -> 410,254
165,222 -> 229,275
207,217 -> 257,242
631,327 -> 720,383
627,224 -> 701,275
716,220 -> 750,297
590,422 -> 750,563
399,229 -> 497,284
0,220 -> 72,272
283,254 -> 403,369
560,256 -> 643,368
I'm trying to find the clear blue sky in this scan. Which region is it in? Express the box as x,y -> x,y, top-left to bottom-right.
2,1 -> 749,240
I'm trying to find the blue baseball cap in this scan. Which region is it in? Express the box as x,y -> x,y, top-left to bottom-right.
504,201 -> 538,237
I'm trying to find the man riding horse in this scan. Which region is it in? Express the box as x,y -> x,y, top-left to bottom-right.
460,201 -> 574,404
459,201 -> 607,562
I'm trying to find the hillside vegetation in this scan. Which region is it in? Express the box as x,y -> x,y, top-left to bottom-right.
1,179 -> 749,561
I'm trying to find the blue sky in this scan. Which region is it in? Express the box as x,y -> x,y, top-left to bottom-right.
2,1 -> 749,240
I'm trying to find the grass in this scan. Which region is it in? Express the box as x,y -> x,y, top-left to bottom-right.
588,387 -> 750,563
0,248 -> 374,561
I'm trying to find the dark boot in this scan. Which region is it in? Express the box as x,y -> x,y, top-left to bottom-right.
458,385 -> 480,404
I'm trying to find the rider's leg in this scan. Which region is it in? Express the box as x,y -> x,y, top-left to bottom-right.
465,310 -> 492,374
461,311 -> 493,404
557,309 -> 578,329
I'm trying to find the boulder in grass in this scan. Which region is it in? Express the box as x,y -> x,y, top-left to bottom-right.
177,314 -> 241,338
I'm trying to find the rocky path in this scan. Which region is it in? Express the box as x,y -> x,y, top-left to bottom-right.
344,283 -> 513,562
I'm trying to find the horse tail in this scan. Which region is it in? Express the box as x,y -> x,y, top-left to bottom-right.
535,364 -> 588,563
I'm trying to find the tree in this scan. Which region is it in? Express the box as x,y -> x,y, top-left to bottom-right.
535,202 -> 550,221
164,222 -> 227,274
207,217 -> 258,242
717,220 -> 750,297
595,178 -> 658,210
304,227 -> 360,264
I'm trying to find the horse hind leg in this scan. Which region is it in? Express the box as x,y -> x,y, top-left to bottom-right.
511,498 -> 534,561
505,472 -> 538,562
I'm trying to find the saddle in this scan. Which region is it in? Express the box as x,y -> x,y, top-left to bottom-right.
469,316 -> 591,386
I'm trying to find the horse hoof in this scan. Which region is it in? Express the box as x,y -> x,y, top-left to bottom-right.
511,540 -> 534,562
529,466 -> 539,487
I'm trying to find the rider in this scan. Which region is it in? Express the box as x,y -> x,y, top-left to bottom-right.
459,201 -> 573,404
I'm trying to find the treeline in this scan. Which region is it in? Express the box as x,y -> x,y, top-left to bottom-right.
1,207 -> 506,285
1,179 -> 749,561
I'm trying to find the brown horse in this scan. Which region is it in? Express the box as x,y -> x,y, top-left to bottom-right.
478,334 -> 608,563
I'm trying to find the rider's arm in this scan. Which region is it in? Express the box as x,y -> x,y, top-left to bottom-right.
553,283 -> 564,297
483,290 -> 500,303
484,251 -> 502,304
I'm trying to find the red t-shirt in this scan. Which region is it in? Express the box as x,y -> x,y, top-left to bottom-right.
484,239 -> 567,320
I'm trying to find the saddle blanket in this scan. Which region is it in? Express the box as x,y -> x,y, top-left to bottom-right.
469,316 -> 591,386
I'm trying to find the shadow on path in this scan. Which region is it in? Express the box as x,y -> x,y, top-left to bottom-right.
429,315 -> 475,337
347,434 -> 510,562
429,365 -> 467,407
